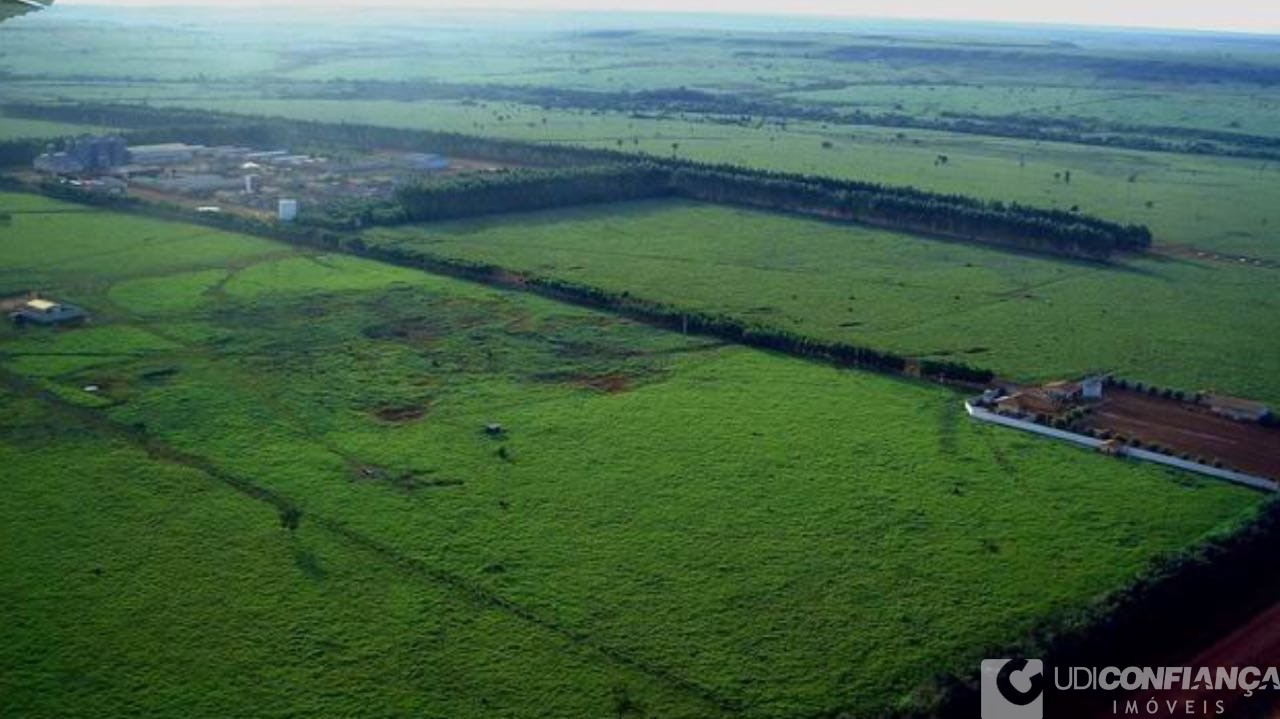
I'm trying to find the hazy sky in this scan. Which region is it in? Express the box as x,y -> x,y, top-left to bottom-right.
60,0 -> 1280,34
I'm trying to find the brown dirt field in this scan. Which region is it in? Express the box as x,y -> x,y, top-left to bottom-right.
491,269 -> 529,288
1098,602 -> 1280,718
126,185 -> 277,221
1080,389 -> 1280,480
1155,242 -> 1278,270
572,372 -> 632,394
0,294 -> 33,312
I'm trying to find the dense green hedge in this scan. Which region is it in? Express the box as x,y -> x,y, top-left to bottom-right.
666,165 -> 1150,257
394,165 -> 674,222
376,163 -> 1149,258
0,137 -> 50,167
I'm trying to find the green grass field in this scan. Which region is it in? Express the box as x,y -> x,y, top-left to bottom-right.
5,10 -> 1279,266
0,113 -> 108,140
0,192 -> 1265,717
365,199 -> 1280,406
3,10 -> 1280,717
0,392 -> 715,719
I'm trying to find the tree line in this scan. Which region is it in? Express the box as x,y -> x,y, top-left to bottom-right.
0,137 -> 50,167
259,76 -> 1280,162
325,162 -> 1149,258
1,102 -> 1151,257
375,163 -> 1151,257
664,165 -> 1151,257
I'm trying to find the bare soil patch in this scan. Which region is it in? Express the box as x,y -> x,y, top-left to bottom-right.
572,372 -> 633,394
1156,242 -> 1278,270
0,294 -> 34,312
351,464 -> 462,491
372,404 -> 427,423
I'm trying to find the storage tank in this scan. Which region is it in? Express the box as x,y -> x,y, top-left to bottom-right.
278,199 -> 298,222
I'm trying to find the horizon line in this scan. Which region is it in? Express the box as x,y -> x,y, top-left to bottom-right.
48,2 -> 1280,38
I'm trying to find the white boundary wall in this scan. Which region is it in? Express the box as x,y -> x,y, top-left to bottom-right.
964,401 -> 1277,493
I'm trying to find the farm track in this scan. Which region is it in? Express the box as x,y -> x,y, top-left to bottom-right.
1154,242 -> 1279,270
870,264 -> 1100,337
0,365 -> 743,717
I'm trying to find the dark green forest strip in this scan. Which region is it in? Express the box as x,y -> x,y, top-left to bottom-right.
260,78 -> 1280,161
0,103 -> 1151,258
371,164 -> 1150,258
12,71 -> 1276,160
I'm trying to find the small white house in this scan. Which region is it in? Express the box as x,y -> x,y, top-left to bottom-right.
278,199 -> 298,222
10,298 -> 86,326
1081,376 -> 1105,400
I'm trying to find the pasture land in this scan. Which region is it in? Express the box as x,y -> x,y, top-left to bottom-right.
365,199 -> 1280,407
0,112 -> 108,141
4,10 -> 1279,262
5,9 -> 1280,140
0,392 -> 713,719
0,192 -> 1263,717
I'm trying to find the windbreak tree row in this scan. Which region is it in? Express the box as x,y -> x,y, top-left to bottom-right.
377,163 -> 1151,258
1,103 -> 1151,257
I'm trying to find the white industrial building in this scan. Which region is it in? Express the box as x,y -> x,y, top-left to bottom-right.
128,143 -> 205,166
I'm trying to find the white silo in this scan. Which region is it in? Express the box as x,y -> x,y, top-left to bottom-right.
278,199 -> 299,222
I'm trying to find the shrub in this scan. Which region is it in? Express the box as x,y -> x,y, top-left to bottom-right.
279,505 -> 303,531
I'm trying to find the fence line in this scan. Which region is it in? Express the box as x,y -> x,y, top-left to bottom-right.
963,400 -> 1277,493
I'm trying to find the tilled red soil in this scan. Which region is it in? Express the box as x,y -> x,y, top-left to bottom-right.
1097,602 -> 1280,718
1080,389 -> 1280,480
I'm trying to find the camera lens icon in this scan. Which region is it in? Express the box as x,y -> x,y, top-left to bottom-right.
982,658 -> 1044,719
